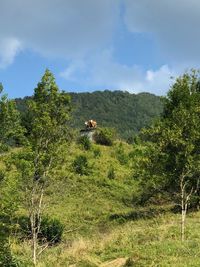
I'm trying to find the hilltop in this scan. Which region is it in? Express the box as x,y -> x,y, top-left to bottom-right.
15,90 -> 163,140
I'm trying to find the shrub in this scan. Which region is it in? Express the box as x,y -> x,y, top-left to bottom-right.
17,216 -> 64,245
0,142 -> 9,153
124,258 -> 135,266
77,135 -> 91,150
115,144 -> 128,165
93,148 -> 101,158
0,169 -> 5,182
39,217 -> 64,244
72,155 -> 90,175
0,237 -> 16,267
0,214 -> 17,266
126,135 -> 134,144
107,166 -> 115,179
94,128 -> 115,146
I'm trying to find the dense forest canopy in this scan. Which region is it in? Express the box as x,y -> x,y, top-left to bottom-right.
15,90 -> 163,140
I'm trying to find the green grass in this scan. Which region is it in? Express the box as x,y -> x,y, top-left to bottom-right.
7,141 -> 200,266
12,210 -> 200,266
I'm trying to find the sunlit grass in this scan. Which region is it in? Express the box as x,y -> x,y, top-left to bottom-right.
7,142 -> 200,266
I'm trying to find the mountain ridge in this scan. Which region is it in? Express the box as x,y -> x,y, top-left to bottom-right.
15,90 -> 163,140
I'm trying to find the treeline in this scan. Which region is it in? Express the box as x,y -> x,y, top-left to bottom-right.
15,90 -> 163,140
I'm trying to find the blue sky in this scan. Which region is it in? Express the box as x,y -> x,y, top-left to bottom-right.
0,0 -> 199,98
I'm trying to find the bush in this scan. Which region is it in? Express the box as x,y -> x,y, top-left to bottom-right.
0,169 -> 5,182
93,148 -> 101,158
94,128 -> 115,146
126,135 -> 134,144
39,217 -> 64,244
0,142 -> 9,153
124,258 -> 135,266
77,135 -> 91,150
107,166 -> 115,179
72,155 -> 90,175
0,238 -> 16,267
115,144 -> 128,165
0,220 -> 17,266
17,216 -> 64,245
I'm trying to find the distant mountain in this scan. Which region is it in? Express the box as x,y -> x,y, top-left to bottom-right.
15,90 -> 163,140
69,90 -> 163,139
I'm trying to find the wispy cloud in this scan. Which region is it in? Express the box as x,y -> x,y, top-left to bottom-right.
0,0 -> 198,96
60,49 -> 179,95
0,0 -> 119,61
0,38 -> 23,68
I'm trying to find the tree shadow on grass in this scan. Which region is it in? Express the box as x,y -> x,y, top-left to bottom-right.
109,207 -> 168,224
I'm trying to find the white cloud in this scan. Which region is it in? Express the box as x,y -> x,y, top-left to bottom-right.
0,38 -> 22,68
60,49 -> 179,95
0,0 -> 119,62
87,49 -> 143,90
143,65 -> 177,95
0,0 -> 196,95
124,0 -> 200,63
60,61 -> 86,81
58,1 -> 200,95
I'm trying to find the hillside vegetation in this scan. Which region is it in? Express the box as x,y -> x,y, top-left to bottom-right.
70,91 -> 163,139
15,90 -> 163,140
9,141 -> 200,267
2,70 -> 200,267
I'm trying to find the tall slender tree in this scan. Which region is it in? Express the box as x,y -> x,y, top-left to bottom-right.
30,69 -> 71,265
14,70 -> 71,265
135,70 -> 200,241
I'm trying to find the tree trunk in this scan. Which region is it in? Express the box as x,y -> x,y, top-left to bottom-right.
181,204 -> 186,242
180,174 -> 187,242
30,184 -> 44,266
180,173 -> 191,242
30,211 -> 37,266
33,230 -> 37,266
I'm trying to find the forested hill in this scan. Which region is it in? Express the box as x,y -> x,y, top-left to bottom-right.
15,90 -> 163,139
70,90 -> 163,139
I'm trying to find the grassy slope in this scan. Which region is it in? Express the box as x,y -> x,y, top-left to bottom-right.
11,142 -> 200,267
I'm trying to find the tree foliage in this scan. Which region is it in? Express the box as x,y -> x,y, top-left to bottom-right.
13,69 -> 72,265
0,86 -> 25,150
134,70 -> 200,240
0,84 -> 25,266
72,155 -> 90,176
94,127 -> 115,146
16,90 -> 163,140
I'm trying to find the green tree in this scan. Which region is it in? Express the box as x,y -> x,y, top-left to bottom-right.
72,155 -> 90,176
14,69 -> 71,265
15,89 -> 163,140
0,168 -> 17,267
135,71 -> 200,241
0,84 -> 25,266
0,85 -> 25,150
94,127 -> 115,146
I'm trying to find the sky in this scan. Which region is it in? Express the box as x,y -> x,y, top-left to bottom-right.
0,0 -> 199,98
